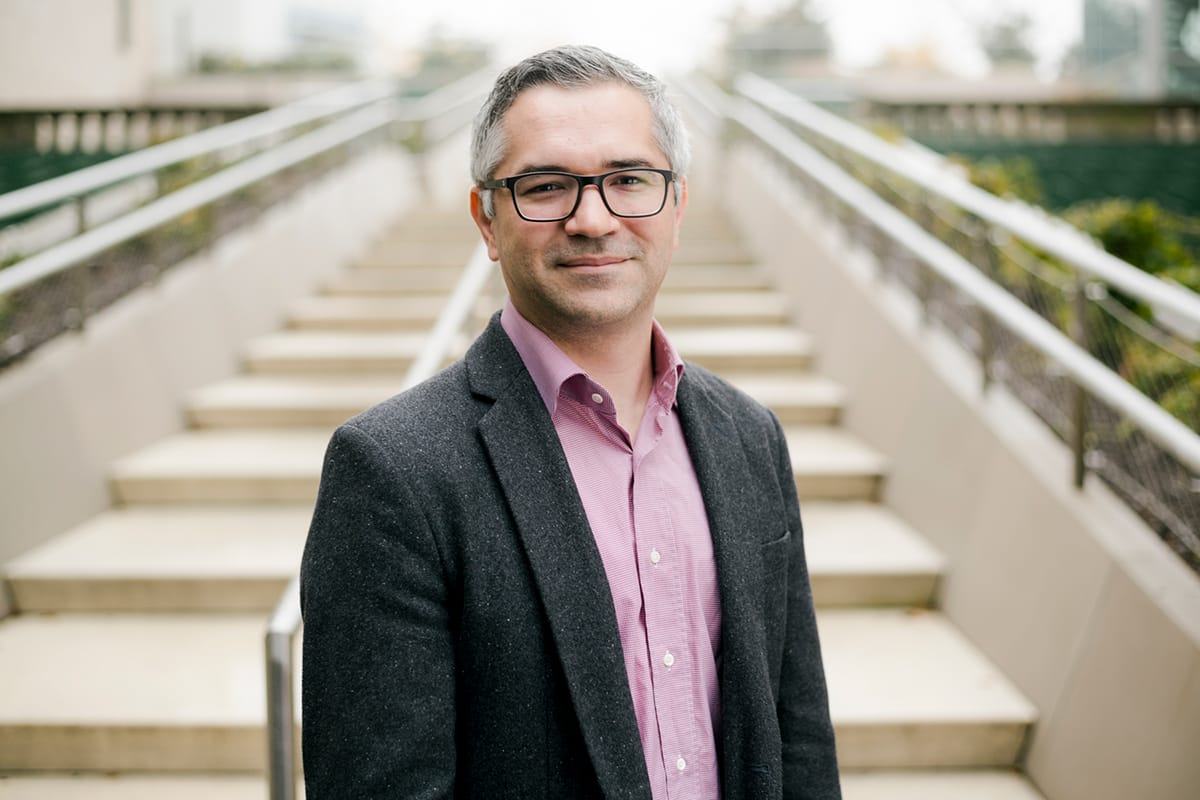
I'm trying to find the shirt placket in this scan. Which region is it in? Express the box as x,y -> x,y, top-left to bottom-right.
631,413 -> 700,799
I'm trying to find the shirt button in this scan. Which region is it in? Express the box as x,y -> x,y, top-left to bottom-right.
663,651 -> 675,668
650,548 -> 661,564
676,756 -> 687,772
590,392 -> 604,404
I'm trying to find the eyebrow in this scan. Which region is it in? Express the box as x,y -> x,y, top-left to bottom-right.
510,158 -> 659,175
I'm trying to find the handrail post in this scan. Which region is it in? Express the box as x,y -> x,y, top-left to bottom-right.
70,196 -> 89,331
266,575 -> 301,800
1069,273 -> 1092,488
973,218 -> 999,392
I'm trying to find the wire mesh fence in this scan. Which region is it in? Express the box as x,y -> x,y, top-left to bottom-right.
0,127 -> 367,369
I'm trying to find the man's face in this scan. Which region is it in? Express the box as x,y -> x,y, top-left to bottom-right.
471,82 -> 687,341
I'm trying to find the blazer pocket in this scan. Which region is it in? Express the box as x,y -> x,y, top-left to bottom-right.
761,530 -> 791,694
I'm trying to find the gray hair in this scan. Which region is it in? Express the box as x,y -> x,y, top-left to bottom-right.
470,45 -> 690,218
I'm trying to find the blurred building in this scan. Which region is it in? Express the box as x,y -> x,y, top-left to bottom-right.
0,0 -> 370,110
1080,0 -> 1200,98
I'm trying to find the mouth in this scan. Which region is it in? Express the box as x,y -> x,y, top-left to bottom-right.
558,255 -> 630,269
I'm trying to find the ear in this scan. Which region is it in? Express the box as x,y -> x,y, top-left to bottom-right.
470,187 -> 501,262
671,176 -> 688,250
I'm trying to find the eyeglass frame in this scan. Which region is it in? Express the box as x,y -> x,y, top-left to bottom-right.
480,168 -> 677,222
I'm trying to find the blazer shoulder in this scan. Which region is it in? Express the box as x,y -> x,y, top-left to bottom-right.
340,360 -> 480,451
681,360 -> 781,432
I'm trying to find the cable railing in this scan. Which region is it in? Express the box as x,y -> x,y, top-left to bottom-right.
676,74 -> 1200,570
0,68 -> 495,368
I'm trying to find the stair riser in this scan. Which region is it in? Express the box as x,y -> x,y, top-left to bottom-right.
684,352 -> 812,373
794,474 -> 882,502
111,478 -> 319,505
189,407 -> 356,428
110,473 -> 873,505
8,577 -> 288,613
811,574 -> 939,608
244,356 -> 417,375
833,721 -> 1030,769
287,315 -> 438,331
655,310 -> 790,327
0,727 -> 272,772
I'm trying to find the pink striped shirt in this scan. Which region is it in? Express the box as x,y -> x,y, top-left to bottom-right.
501,301 -> 722,800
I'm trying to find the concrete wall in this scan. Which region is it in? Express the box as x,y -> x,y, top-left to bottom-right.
0,145 -> 423,576
725,143 -> 1200,800
0,0 -> 158,108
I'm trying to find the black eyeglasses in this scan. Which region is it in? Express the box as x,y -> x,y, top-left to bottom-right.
481,168 -> 675,222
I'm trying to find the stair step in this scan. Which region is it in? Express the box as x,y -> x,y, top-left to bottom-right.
243,331 -> 437,375
840,770 -> 1046,799
323,267 -> 468,296
655,291 -> 791,326
188,376 -> 399,428
0,609 -> 1033,773
354,240 -> 478,269
821,608 -> 1037,769
673,326 -> 814,372
660,265 -> 773,292
784,426 -> 888,501
109,429 -> 329,504
673,240 -> 755,264
0,774 -> 269,798
108,426 -> 882,506
0,613 -> 288,771
288,295 -> 445,330
723,371 -> 845,425
803,502 -> 945,607
4,506 -> 310,612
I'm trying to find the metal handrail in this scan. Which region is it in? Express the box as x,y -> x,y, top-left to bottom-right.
261,73 -> 493,794
0,103 -> 395,297
264,243 -> 494,800
734,72 -> 1200,330
0,80 -> 395,224
709,86 -> 1200,476
673,72 -> 1200,478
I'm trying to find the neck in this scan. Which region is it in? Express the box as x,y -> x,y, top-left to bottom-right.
554,319 -> 656,442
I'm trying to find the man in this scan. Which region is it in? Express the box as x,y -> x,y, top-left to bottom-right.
301,45 -> 841,799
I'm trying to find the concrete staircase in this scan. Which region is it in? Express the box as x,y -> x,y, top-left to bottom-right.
0,204 -> 1044,797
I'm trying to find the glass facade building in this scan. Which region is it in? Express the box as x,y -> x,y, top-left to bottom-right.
1081,0 -> 1200,97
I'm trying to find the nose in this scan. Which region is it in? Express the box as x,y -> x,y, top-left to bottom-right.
564,185 -> 619,237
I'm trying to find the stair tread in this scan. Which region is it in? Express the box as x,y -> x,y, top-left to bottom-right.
110,429 -> 330,479
0,608 -> 1031,728
655,290 -> 790,317
5,506 -> 309,581
0,774 -> 268,799
803,501 -> 945,577
190,375 -> 401,412
784,426 -> 889,477
723,372 -> 846,411
110,427 -> 881,485
0,613 -> 276,725
246,330 -> 430,359
840,770 -> 1046,799
819,608 -> 1037,724
671,325 -> 813,358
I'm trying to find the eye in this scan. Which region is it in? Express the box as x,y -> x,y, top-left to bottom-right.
610,172 -> 648,186
517,175 -> 570,197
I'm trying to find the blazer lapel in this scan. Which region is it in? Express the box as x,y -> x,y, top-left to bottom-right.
676,370 -> 773,800
467,318 -> 651,800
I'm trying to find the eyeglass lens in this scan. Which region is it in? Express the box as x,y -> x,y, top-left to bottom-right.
511,170 -> 668,220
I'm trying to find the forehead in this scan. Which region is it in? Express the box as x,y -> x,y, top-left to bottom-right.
497,82 -> 664,174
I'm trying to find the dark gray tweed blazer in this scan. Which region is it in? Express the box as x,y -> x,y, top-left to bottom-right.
300,314 -> 840,799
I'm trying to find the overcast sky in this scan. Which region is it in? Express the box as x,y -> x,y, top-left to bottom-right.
348,0 -> 1083,78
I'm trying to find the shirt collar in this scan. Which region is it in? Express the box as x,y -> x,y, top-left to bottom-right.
500,299 -> 685,417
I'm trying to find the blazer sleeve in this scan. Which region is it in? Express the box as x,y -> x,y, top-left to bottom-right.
769,413 -> 843,800
300,422 -> 456,799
